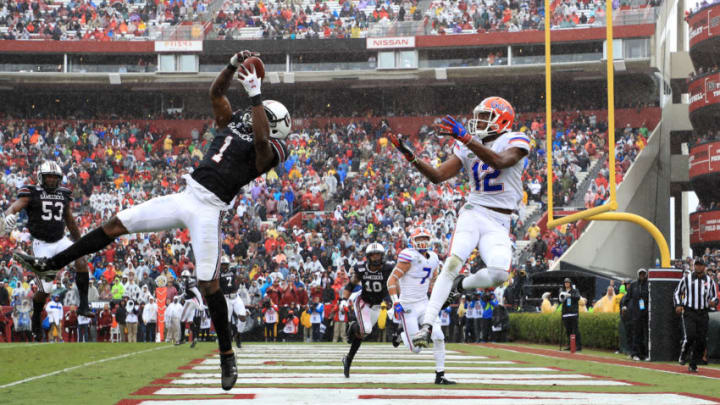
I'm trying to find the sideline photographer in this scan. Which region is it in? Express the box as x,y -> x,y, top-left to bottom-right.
559,277 -> 582,351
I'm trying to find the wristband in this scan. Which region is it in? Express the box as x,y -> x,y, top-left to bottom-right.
226,63 -> 238,72
250,94 -> 263,106
391,294 -> 399,303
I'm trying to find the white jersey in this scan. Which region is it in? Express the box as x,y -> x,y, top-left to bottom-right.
453,131 -> 530,210
397,248 -> 441,303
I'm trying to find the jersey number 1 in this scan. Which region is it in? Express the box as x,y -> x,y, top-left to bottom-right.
211,136 -> 233,163
472,162 -> 503,192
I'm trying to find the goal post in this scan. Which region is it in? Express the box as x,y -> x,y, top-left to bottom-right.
542,0 -> 671,267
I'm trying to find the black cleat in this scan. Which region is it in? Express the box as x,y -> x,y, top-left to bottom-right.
220,352 -> 238,391
688,364 -> 698,373
190,339 -> 197,349
412,324 -> 432,349
77,307 -> 96,318
342,354 -> 351,378
13,252 -> 57,279
435,371 -> 457,385
444,275 -> 467,306
391,331 -> 402,348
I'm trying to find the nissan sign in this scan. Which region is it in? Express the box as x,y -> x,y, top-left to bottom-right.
366,37 -> 416,49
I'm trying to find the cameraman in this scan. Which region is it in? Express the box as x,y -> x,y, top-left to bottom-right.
559,278 -> 582,351
480,291 -> 497,343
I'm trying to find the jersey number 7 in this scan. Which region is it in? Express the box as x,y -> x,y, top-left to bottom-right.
420,267 -> 432,284
472,162 -> 503,193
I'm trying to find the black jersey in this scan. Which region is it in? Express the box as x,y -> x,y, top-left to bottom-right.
352,261 -> 395,306
191,110 -> 289,204
17,185 -> 72,243
219,267 -> 237,295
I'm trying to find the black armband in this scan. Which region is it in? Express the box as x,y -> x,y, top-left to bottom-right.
250,94 -> 263,106
226,63 -> 238,72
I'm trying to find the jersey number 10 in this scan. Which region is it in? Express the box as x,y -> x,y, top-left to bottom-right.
472,162 -> 503,192
363,280 -> 383,293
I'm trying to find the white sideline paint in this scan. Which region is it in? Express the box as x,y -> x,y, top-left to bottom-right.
180,373 -> 592,379
224,358 -> 513,365
168,376 -> 629,386
191,365 -> 549,371
0,345 -> 173,389
0,343 -> 50,350
146,388 -> 708,404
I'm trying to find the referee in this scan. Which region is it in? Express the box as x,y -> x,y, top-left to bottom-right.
674,259 -> 719,373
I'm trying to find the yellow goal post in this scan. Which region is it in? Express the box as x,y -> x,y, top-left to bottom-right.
542,0 -> 670,267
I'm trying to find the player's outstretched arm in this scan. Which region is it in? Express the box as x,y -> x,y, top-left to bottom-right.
387,132 -> 462,184
210,51 -> 258,129
236,62 -> 274,173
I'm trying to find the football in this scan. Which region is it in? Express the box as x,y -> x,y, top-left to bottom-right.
242,56 -> 265,80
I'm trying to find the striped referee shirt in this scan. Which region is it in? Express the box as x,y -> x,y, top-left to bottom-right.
673,272 -> 719,310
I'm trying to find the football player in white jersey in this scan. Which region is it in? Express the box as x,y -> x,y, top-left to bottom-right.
388,97 -> 529,348
388,227 -> 456,385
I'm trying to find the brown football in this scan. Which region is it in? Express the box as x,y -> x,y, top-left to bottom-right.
242,56 -> 265,79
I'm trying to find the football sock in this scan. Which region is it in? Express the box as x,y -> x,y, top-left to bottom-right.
76,271 -> 89,310
206,289 -> 232,352
49,228 -> 114,270
347,339 -> 362,363
433,339 -> 446,372
32,299 -> 44,340
422,255 -> 463,326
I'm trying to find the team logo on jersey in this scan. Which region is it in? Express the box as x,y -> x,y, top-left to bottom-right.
156,275 -> 167,287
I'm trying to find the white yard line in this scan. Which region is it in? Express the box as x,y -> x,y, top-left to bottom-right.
228,354 -> 488,360
225,358 -> 512,365
191,365 -> 549,371
168,377 -> 629,386
0,345 -> 173,389
0,343 -> 50,349
179,373 -> 592,379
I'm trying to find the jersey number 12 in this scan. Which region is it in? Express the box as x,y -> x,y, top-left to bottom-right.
472,162 -> 503,192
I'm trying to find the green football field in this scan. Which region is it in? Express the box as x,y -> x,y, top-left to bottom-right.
1,342 -> 718,405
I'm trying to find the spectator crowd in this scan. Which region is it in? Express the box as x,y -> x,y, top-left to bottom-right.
0,102 -> 656,343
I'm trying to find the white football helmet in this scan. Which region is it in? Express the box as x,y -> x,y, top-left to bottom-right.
365,242 -> 385,268
221,255 -> 231,265
37,161 -> 63,190
263,100 -> 291,140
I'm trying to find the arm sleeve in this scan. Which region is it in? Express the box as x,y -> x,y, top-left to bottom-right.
17,186 -> 33,198
397,249 -> 415,263
507,133 -> 532,152
673,276 -> 685,307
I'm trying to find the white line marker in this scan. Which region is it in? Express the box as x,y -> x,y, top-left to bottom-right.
0,345 -> 173,389
167,376 -> 629,386
190,365 -> 550,371
225,354 -> 489,360
179,373 -> 593,379
148,387 -> 705,404
222,358 -> 513,365
0,343 -> 50,350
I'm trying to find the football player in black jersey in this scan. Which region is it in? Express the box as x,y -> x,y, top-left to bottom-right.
13,50 -> 290,391
218,256 -> 244,348
2,161 -> 94,341
341,242 -> 394,378
178,269 -> 204,348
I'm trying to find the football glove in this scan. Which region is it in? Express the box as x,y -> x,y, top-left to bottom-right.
393,302 -> 404,319
3,213 -> 17,233
237,64 -> 261,97
437,115 -> 472,145
229,50 -> 259,68
387,132 -> 416,162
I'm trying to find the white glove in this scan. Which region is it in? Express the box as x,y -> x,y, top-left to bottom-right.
229,50 -> 256,67
237,65 -> 261,98
4,213 -> 16,233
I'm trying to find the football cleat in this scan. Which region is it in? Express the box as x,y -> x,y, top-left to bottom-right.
342,354 -> 351,378
412,324 -> 432,348
13,252 -> 57,279
220,352 -> 238,391
435,371 -> 457,385
191,339 -> 197,349
391,331 -> 402,348
444,275 -> 466,306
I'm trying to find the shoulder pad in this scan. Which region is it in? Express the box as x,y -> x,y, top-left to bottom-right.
398,248 -> 416,263
57,187 -> 72,194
